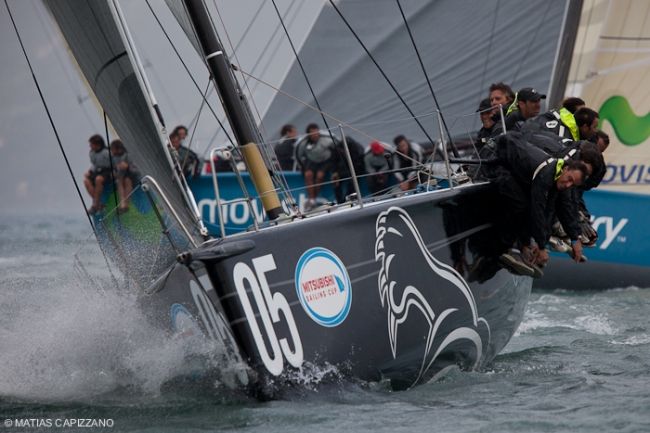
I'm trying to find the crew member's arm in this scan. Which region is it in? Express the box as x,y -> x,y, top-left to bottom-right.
555,189 -> 583,262
294,140 -> 306,169
529,166 -> 555,265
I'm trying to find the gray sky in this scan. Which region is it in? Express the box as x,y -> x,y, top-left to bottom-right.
0,0 -> 319,215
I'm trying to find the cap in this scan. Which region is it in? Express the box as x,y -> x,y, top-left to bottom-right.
518,87 -> 547,102
476,98 -> 492,113
370,141 -> 384,155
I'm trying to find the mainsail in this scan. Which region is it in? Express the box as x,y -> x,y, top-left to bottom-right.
261,0 -> 567,143
565,0 -> 650,194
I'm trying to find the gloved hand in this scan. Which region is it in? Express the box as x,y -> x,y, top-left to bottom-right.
579,219 -> 598,247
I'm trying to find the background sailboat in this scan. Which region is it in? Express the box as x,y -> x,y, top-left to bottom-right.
538,0 -> 650,289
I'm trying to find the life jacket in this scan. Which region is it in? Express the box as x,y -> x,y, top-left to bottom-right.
552,108 -> 579,141
526,108 -> 579,141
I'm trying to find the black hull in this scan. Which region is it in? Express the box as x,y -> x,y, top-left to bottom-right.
145,183 -> 531,393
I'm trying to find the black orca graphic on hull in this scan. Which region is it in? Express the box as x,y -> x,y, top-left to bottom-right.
375,206 -> 491,386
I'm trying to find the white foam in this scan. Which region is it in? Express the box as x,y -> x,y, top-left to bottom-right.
515,309 -> 617,336
281,360 -> 342,389
574,315 -> 617,335
514,311 -> 557,336
610,335 -> 650,346
530,294 -> 564,305
0,272 -> 229,402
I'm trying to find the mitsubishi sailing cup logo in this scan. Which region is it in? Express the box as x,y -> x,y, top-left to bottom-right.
295,247 -> 352,327
375,207 -> 490,385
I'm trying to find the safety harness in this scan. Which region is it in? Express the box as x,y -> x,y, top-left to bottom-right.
532,157 -> 565,181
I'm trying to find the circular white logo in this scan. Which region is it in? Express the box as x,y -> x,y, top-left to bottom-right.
295,247 -> 352,327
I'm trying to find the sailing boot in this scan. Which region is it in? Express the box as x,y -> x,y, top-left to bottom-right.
498,249 -> 536,277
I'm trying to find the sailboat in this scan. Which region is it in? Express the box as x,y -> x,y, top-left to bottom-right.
535,0 -> 650,290
40,0 -> 533,395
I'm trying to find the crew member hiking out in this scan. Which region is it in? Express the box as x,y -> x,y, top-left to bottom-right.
482,132 -> 590,277
83,134 -> 111,214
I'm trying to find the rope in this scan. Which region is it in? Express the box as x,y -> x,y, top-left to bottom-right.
327,0 -> 437,147
394,0 -> 458,157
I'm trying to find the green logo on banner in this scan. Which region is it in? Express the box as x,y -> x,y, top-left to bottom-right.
599,95 -> 650,146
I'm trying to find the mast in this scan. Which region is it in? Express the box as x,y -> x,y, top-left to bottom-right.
546,0 -> 584,108
182,0 -> 283,220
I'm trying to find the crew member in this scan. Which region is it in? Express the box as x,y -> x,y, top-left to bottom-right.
489,132 -> 589,274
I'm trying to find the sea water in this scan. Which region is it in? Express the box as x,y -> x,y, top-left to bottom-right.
1,215 -> 649,433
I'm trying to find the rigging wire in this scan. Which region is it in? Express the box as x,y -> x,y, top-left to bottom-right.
31,1 -> 100,131
270,0 -> 338,142
236,67 -> 423,167
478,0 -> 501,105
237,0 -> 300,92
160,0 -> 427,171
230,0 -> 267,55
211,0 -> 269,141
327,0 -> 438,147
144,0 -> 235,148
103,111 -> 120,212
394,0 -> 458,157
172,0 -> 299,154
6,0 -> 94,231
209,0 -> 287,199
148,0 -> 294,207
206,0 -> 297,209
182,79 -> 211,170
5,0 -> 119,284
198,0 -> 302,154
268,0 -> 342,208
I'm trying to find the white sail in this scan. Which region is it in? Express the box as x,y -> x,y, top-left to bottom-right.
566,0 -> 650,193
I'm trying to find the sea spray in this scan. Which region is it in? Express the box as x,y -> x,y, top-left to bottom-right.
0,235 -> 245,402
